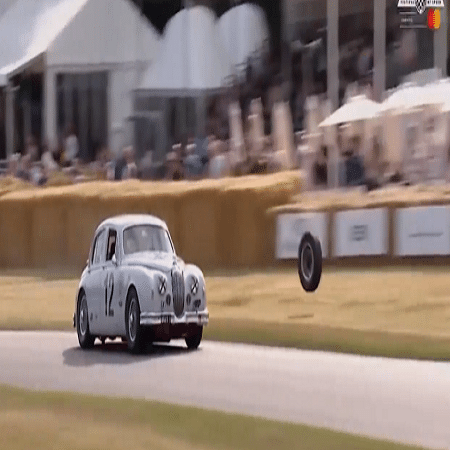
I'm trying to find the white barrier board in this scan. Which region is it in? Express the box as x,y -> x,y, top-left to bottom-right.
395,206 -> 450,256
334,208 -> 389,257
276,212 -> 328,259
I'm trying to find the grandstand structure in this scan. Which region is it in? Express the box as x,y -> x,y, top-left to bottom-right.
0,0 -> 449,161
283,0 -> 448,106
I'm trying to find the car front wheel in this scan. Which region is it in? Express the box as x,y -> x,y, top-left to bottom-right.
125,288 -> 144,354
185,325 -> 203,350
77,291 -> 95,349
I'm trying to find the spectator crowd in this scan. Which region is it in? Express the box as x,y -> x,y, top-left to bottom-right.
1,0 -> 445,192
0,127 -> 290,187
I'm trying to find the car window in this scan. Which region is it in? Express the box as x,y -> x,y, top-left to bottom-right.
106,228 -> 117,261
92,229 -> 106,266
123,225 -> 174,255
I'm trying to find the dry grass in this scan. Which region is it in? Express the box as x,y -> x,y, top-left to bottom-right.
0,409 -> 201,450
206,267 -> 450,337
0,385 -> 427,450
0,267 -> 448,336
3,267 -> 450,358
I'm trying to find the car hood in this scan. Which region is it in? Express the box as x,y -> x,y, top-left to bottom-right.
121,252 -> 184,273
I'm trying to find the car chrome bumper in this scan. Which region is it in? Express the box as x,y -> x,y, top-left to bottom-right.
140,310 -> 209,326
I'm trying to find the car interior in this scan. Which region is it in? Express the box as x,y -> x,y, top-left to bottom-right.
106,230 -> 117,261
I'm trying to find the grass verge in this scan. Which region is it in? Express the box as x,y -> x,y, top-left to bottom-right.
0,384 -> 429,450
204,319 -> 450,361
3,267 -> 450,360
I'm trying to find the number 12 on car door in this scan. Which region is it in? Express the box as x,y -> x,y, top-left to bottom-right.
104,272 -> 114,317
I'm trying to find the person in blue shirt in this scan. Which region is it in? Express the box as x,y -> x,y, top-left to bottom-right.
184,135 -> 203,179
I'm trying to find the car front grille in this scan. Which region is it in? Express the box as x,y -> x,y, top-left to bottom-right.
172,269 -> 185,318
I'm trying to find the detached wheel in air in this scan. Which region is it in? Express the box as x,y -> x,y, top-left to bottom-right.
298,232 -> 322,292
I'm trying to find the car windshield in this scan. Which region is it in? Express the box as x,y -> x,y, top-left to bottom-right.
123,225 -> 174,255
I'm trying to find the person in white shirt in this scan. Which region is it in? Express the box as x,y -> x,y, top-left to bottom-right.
209,138 -> 230,178
121,146 -> 138,180
6,153 -> 20,177
64,123 -> 79,167
25,135 -> 39,162
41,143 -> 58,174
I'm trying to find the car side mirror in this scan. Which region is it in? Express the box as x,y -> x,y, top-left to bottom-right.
112,254 -> 117,266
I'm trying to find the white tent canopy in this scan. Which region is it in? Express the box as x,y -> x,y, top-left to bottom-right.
0,0 -> 160,86
381,82 -> 444,111
139,6 -> 233,93
217,4 -> 269,70
47,0 -> 160,66
0,0 -> 91,85
319,95 -> 382,127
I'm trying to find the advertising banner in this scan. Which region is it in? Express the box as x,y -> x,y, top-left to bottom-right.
276,212 -> 328,259
334,208 -> 389,257
395,206 -> 450,256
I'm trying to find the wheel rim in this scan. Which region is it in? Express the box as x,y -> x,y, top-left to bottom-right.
301,242 -> 314,281
128,297 -> 137,343
79,296 -> 88,337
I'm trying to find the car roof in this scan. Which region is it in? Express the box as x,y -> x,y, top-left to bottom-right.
96,214 -> 168,232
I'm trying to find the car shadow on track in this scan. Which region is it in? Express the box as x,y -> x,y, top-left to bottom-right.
63,341 -> 200,367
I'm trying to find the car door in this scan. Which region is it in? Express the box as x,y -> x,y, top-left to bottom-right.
103,227 -> 122,336
84,228 -> 107,335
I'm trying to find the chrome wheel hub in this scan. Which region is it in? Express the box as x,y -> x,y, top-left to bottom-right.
129,299 -> 137,342
301,243 -> 314,281
79,297 -> 88,336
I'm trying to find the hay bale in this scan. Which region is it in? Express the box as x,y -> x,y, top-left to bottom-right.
177,179 -> 227,267
0,172 -> 303,270
98,180 -> 187,252
285,184 -> 450,213
0,176 -> 36,197
219,171 -> 302,267
0,192 -> 36,267
45,172 -> 74,187
31,195 -> 69,268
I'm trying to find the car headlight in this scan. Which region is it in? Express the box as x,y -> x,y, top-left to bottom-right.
190,276 -> 199,295
158,276 -> 167,295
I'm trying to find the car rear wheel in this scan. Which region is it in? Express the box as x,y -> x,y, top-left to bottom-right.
185,326 -> 203,350
298,232 -> 322,292
125,288 -> 144,354
77,291 -> 95,349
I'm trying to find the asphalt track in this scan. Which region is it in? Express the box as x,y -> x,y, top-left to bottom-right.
0,331 -> 449,449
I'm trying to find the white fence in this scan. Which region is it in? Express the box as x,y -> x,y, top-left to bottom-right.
275,205 -> 450,259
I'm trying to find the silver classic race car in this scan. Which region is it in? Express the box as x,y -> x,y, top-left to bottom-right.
74,214 -> 209,353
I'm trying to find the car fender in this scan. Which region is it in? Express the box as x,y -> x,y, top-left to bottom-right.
122,266 -> 167,314
183,264 -> 207,312
73,268 -> 89,327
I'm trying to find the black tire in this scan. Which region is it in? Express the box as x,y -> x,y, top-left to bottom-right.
76,291 -> 95,349
185,326 -> 203,350
125,288 -> 144,354
298,232 -> 322,292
